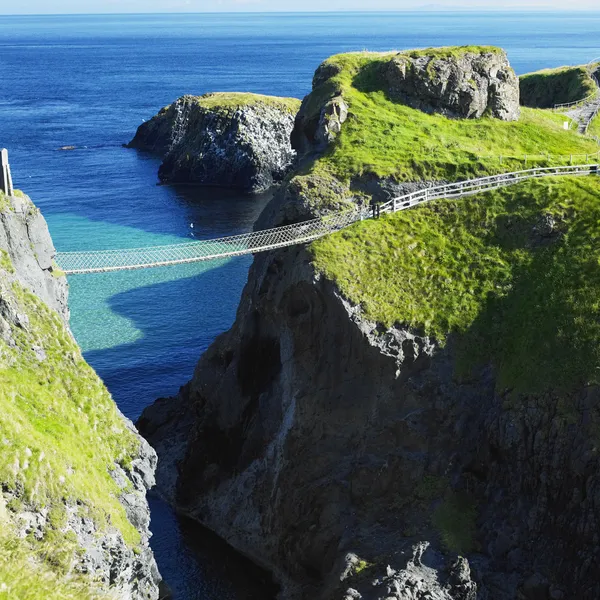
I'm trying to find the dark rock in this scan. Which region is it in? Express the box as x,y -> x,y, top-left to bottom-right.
521,573 -> 550,600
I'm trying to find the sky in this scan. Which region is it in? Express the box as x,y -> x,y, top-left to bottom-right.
0,0 -> 599,14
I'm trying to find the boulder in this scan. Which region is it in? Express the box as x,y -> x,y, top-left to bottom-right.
384,47 -> 520,120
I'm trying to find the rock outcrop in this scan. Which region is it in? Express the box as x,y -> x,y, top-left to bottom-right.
0,190 -> 68,321
383,47 -> 520,121
520,64 -> 599,109
0,189 -> 161,598
128,92 -> 301,194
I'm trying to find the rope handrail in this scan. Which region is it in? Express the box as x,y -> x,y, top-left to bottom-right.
56,163 -> 599,274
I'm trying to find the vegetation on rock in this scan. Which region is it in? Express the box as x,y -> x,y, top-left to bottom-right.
297,50 -> 597,187
589,112 -> 600,138
0,253 -> 142,596
311,176 -> 600,394
519,65 -> 597,108
171,91 -> 301,115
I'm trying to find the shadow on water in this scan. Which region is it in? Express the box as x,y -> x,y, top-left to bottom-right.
76,259 -> 281,599
149,496 -> 279,600
80,257 -> 249,420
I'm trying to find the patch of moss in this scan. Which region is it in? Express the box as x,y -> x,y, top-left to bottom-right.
0,191 -> 11,213
432,492 -> 478,554
311,176 -> 600,394
0,251 -> 14,274
520,65 -> 597,109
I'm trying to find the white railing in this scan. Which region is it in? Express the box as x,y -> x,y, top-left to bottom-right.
56,164 -> 599,275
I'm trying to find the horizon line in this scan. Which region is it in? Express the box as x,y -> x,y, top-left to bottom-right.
2,8 -> 600,16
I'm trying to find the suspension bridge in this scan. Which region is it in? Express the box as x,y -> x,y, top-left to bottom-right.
55,163 -> 599,275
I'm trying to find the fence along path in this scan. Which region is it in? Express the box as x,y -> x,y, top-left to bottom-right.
556,58 -> 600,134
56,164 -> 599,274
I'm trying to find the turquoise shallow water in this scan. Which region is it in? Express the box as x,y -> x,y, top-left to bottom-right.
1,11 -> 599,599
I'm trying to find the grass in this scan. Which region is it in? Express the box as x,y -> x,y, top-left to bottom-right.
0,256 -> 142,586
302,51 -> 598,185
311,175 -> 600,394
161,92 -> 301,116
432,492 -> 478,554
402,45 -> 503,60
520,65 -> 597,109
0,528 -> 106,600
589,112 -> 600,138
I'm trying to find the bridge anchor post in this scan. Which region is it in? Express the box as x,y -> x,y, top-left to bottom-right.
1,149 -> 14,197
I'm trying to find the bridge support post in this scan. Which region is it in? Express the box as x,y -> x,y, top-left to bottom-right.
1,149 -> 14,197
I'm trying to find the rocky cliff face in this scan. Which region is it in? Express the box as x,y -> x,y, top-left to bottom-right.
140,179 -> 600,600
128,93 -> 301,194
0,189 -> 161,599
0,190 -> 68,320
137,47 -> 591,600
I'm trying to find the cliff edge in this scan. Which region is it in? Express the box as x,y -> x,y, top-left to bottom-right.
0,188 -> 161,598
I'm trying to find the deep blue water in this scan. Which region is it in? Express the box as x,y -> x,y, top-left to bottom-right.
1,11 -> 599,599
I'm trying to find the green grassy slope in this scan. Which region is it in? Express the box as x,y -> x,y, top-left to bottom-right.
589,113 -> 600,138
311,176 -> 600,394
0,251 -> 141,597
304,51 -> 598,185
520,65 -> 597,109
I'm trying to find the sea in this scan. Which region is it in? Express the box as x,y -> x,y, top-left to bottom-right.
0,11 -> 599,599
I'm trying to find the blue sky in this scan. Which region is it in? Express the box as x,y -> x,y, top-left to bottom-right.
1,0 -> 598,14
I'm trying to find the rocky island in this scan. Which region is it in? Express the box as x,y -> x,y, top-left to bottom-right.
0,183 -> 161,598
139,45 -> 600,600
128,92 -> 301,193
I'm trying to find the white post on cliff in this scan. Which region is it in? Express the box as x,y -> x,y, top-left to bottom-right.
1,149 -> 14,197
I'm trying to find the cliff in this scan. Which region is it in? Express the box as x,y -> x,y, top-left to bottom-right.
0,189 -> 161,598
128,92 -> 301,193
139,46 -> 600,600
520,63 -> 599,109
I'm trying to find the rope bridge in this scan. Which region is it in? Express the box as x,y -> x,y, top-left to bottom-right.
56,164 -> 599,274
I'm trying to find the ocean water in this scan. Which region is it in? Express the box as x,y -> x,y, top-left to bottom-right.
0,11 -> 599,599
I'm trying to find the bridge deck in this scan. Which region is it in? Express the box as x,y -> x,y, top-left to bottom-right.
56,164 -> 599,275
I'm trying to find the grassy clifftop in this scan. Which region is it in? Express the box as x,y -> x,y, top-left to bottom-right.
312,175 -> 600,394
158,91 -> 301,117
520,65 -> 597,108
0,251 -> 142,597
302,50 -> 597,184
301,47 -> 600,396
